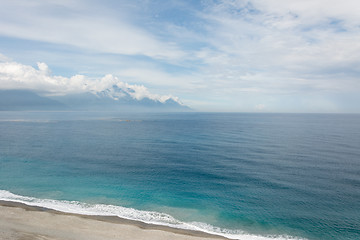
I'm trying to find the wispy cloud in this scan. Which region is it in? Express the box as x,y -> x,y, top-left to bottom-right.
0,53 -> 11,62
195,0 -> 360,93
0,1 -> 185,60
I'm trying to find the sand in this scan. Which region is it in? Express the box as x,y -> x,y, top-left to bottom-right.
0,201 -> 226,240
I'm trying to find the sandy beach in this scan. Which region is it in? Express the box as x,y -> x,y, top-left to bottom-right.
0,201 -> 226,240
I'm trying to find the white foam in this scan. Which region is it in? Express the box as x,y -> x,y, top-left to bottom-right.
0,190 -> 305,240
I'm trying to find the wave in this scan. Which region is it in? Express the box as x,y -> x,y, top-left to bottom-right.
0,190 -> 304,240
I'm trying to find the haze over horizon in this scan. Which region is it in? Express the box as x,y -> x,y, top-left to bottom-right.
1,0 -> 360,113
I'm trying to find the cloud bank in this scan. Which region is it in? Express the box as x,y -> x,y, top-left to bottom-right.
0,59 -> 182,104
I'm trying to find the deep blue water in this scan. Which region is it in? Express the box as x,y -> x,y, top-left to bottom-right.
0,112 -> 359,239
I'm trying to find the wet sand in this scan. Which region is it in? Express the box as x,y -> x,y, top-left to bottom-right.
0,201 -> 226,240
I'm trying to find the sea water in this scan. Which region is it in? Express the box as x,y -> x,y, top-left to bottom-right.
0,112 -> 359,240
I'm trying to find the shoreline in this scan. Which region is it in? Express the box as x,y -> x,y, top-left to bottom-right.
0,200 -> 228,240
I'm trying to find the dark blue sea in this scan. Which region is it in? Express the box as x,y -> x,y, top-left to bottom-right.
0,112 -> 359,240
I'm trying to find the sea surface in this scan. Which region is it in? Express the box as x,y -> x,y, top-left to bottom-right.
0,112 -> 359,240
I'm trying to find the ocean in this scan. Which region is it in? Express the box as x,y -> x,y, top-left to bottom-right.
0,112 -> 359,240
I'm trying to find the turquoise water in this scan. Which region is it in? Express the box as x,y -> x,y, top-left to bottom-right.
0,112 -> 359,239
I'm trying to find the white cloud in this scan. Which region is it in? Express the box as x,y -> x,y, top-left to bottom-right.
37,62 -> 51,75
195,0 -> 360,95
0,59 -> 182,104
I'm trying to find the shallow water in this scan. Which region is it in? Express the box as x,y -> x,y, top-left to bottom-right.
0,112 -> 359,239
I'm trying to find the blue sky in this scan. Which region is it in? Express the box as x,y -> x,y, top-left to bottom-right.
0,0 -> 360,112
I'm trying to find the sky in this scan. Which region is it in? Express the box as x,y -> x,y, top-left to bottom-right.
0,0 -> 360,112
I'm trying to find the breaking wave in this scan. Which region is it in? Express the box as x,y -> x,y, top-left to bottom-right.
0,190 -> 305,240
